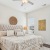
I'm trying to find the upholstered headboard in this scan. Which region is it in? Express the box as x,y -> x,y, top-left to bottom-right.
0,24 -> 23,31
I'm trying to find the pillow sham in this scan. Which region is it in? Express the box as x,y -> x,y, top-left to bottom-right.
16,32 -> 24,36
15,29 -> 22,32
28,30 -> 33,35
0,31 -> 7,36
14,29 -> 22,35
7,30 -> 14,36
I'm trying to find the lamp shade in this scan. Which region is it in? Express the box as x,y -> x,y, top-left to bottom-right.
23,26 -> 27,30
22,0 -> 28,3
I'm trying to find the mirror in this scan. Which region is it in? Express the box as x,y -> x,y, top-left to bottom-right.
9,16 -> 18,25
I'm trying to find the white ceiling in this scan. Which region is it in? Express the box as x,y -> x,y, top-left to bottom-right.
0,0 -> 50,13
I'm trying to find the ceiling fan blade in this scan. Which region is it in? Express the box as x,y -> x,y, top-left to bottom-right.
28,1 -> 34,5
12,0 -> 21,1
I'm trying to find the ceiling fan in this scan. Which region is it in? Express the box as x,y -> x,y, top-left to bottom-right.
13,0 -> 34,6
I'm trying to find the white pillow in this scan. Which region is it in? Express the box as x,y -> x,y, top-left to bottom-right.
15,29 -> 22,32
7,30 -> 14,36
28,30 -> 33,34
0,31 -> 7,36
14,29 -> 22,35
16,32 -> 24,36
15,29 -> 22,33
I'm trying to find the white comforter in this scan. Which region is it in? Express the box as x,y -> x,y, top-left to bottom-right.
0,35 -> 43,50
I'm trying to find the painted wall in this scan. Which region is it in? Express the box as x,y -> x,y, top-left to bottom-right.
27,5 -> 50,44
0,4 -> 26,26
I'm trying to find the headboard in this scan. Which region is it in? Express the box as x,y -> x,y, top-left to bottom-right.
0,24 -> 23,31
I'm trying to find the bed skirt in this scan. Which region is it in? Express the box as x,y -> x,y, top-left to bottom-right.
0,45 -> 43,50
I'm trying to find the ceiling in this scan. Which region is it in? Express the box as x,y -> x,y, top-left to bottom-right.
0,0 -> 50,13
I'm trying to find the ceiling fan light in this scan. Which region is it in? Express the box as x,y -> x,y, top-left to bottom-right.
22,0 -> 28,3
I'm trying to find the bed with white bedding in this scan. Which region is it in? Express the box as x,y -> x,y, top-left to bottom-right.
0,35 -> 43,50
0,25 -> 43,50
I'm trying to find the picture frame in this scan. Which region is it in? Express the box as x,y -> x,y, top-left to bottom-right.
38,19 -> 46,31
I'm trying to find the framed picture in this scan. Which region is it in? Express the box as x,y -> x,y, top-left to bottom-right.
38,19 -> 46,31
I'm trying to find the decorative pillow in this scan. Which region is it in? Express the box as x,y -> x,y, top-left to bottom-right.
15,29 -> 22,32
7,30 -> 14,36
0,31 -> 7,36
16,32 -> 24,36
28,30 -> 33,34
14,29 -> 22,35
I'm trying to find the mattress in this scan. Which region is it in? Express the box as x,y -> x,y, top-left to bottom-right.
0,35 -> 43,50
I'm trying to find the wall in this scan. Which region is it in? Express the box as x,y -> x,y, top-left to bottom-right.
27,5 -> 50,44
0,4 -> 26,26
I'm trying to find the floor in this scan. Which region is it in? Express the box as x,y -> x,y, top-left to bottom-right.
43,47 -> 50,50
41,47 -> 50,50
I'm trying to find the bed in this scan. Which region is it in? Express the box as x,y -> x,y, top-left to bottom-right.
0,35 -> 43,50
0,24 -> 43,50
